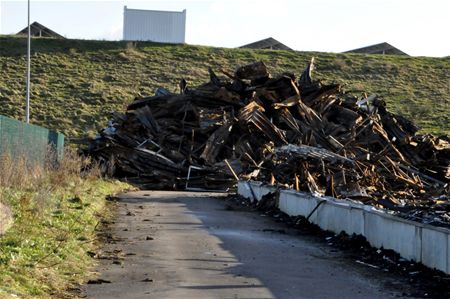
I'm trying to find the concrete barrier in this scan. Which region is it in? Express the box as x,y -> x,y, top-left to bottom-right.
237,181 -> 450,275
237,181 -> 277,203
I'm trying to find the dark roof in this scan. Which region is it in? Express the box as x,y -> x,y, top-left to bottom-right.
344,42 -> 408,56
240,37 -> 292,51
16,21 -> 64,39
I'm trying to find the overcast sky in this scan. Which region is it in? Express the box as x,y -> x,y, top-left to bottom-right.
1,0 -> 449,57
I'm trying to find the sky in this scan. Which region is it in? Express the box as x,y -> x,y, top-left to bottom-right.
0,0 -> 449,57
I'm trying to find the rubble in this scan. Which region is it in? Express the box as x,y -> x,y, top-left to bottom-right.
85,59 -> 450,225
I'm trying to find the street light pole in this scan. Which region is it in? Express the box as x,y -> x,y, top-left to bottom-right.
25,0 -> 31,123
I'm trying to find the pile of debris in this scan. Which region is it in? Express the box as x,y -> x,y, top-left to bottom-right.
86,59 -> 450,221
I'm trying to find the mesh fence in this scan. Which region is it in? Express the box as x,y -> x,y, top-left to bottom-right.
0,115 -> 64,164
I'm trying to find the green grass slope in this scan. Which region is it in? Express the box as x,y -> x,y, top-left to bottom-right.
1,36 -> 449,144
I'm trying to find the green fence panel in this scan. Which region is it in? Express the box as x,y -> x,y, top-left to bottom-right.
0,115 -> 64,165
48,130 -> 65,161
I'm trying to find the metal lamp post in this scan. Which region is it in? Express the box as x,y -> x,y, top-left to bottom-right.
25,0 -> 30,123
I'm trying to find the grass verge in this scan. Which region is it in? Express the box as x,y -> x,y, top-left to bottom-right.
0,151 -> 130,298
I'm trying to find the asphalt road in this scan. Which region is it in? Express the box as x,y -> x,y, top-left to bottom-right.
84,191 -> 405,299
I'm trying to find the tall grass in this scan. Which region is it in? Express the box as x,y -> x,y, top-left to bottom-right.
0,148 -> 128,298
0,153 -> 42,190
0,148 -> 92,217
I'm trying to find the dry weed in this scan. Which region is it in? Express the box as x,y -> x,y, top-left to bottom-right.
0,146 -> 101,205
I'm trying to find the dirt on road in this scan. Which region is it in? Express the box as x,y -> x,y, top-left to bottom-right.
83,191 -> 412,299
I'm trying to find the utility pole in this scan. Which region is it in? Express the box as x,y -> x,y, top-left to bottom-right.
25,0 -> 31,123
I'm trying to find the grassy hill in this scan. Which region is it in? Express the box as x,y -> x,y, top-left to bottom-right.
0,36 -> 449,144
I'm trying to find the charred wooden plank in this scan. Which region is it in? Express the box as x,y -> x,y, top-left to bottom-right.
235,61 -> 269,81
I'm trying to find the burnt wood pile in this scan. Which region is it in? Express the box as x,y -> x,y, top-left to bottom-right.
86,59 -> 450,219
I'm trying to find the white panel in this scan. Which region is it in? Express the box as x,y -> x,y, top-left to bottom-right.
237,181 -> 253,200
448,235 -> 450,274
123,6 -> 186,43
422,228 -> 448,272
365,212 -> 422,261
237,181 -> 276,203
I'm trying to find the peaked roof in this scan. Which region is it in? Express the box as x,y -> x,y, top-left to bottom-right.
16,21 -> 64,39
240,37 -> 292,51
344,42 -> 408,56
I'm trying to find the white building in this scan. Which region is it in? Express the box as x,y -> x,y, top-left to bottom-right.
123,6 -> 186,43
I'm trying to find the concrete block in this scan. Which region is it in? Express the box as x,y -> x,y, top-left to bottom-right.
284,191 -> 299,215
422,227 -> 448,273
316,202 -> 351,234
448,235 -> 450,274
278,192 -> 288,213
237,181 -> 252,200
278,191 -> 292,216
237,181 -> 276,202
249,181 -> 276,202
302,194 -> 321,224
279,190 -> 318,220
365,211 -> 421,261
349,207 -> 364,235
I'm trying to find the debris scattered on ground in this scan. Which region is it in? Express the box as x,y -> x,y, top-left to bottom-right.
85,59 -> 450,226
87,278 -> 111,284
141,278 -> 153,282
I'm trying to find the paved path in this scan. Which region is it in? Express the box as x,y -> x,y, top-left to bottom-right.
84,191 -> 405,299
